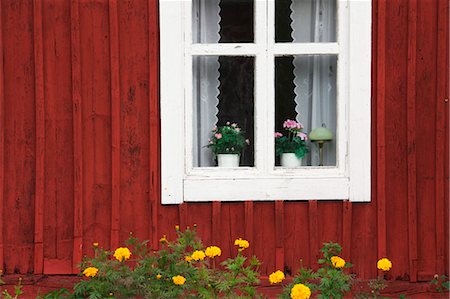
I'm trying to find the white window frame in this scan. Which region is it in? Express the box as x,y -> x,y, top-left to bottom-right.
160,0 -> 371,204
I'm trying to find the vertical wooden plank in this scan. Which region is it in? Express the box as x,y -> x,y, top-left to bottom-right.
71,0 -> 83,274
244,202 -> 254,257
211,202 -> 221,244
148,0 -> 160,250
0,0 -> 4,273
275,201 -> 284,271
178,203 -> 188,231
109,0 -> 120,250
342,201 -> 352,261
434,0 -> 448,275
33,0 -> 45,275
308,200 -> 319,270
376,0 -> 387,263
406,0 -> 418,282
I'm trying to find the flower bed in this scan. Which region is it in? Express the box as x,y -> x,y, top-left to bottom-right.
0,227 -> 448,298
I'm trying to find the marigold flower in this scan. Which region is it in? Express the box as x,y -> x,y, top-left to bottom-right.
156,274 -> 162,279
377,258 -> 392,271
159,235 -> 167,243
175,225 -> 180,231
113,247 -> 131,262
269,270 -> 285,284
83,267 -> 98,277
290,283 -> 311,299
191,250 -> 206,261
93,242 -> 99,247
185,255 -> 193,263
330,256 -> 346,268
172,275 -> 186,285
205,246 -> 222,258
234,238 -> 250,250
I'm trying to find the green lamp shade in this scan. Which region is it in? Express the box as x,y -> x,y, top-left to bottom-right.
309,127 -> 333,141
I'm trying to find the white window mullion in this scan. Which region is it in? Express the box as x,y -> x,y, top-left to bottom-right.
254,0 -> 268,174
272,43 -> 340,55
190,44 -> 258,56
266,0 -> 276,172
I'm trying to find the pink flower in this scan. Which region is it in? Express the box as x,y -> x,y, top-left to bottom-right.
235,128 -> 241,132
231,123 -> 237,127
226,122 -> 230,125
274,132 -> 283,138
283,119 -> 303,130
298,132 -> 308,140
215,133 -> 222,139
212,126 -> 217,131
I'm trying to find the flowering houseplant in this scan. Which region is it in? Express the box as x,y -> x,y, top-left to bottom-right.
207,122 -> 248,156
275,119 -> 309,162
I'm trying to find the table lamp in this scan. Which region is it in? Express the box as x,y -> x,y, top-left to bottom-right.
309,127 -> 333,166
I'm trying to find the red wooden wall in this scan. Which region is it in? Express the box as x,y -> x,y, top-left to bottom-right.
0,0 -> 448,282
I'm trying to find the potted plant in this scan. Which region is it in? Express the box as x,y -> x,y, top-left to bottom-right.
207,122 -> 249,167
275,119 -> 308,167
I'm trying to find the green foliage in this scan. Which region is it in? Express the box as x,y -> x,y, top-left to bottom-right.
207,123 -> 248,155
430,275 -> 449,293
71,228 -> 260,299
0,278 -> 23,299
279,242 -> 353,299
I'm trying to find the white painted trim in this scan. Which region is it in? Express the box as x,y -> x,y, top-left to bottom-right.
348,0 -> 372,201
159,0 -> 372,204
160,0 -> 185,204
184,177 -> 349,201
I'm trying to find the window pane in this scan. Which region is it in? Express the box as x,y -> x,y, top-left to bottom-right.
192,0 -> 254,43
275,0 -> 336,43
275,55 -> 337,166
193,56 -> 254,167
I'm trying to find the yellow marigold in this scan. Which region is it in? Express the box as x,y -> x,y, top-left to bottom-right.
83,267 -> 98,277
330,256 -> 346,268
113,247 -> 131,262
156,274 -> 162,279
205,246 -> 222,258
290,283 -> 311,299
160,235 -> 167,243
377,258 -> 392,271
172,275 -> 186,285
93,242 -> 99,247
185,255 -> 193,263
175,225 -> 180,231
234,238 -> 250,250
191,250 -> 206,261
269,270 -> 285,284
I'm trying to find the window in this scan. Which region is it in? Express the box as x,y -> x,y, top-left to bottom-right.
160,0 -> 371,204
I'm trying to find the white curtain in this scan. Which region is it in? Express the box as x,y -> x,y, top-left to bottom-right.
192,0 -> 221,167
291,0 -> 337,166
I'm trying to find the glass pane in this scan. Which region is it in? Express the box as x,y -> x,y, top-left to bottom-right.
275,55 -> 337,166
275,0 -> 336,43
193,56 -> 254,167
192,0 -> 254,43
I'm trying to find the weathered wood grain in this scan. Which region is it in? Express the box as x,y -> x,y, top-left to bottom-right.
0,0 -> 447,280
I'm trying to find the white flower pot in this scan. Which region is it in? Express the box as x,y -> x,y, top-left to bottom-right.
280,153 -> 302,168
217,154 -> 240,167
